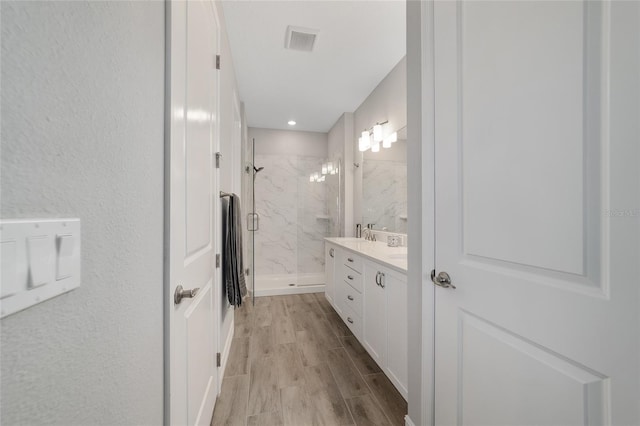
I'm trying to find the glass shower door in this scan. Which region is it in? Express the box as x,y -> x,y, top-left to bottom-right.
243,138 -> 256,305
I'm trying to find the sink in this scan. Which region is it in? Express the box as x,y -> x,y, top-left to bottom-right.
387,253 -> 407,260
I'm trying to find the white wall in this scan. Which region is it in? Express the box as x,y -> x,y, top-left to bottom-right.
0,2 -> 165,424
250,128 -> 328,157
352,57 -> 407,231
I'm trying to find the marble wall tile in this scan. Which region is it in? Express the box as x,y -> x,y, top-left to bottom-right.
362,160 -> 407,233
253,154 -> 334,277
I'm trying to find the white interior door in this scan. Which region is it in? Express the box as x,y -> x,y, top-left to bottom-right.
167,0 -> 219,424
433,1 -> 639,424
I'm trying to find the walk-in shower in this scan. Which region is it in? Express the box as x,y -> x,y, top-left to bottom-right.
243,137 -> 341,298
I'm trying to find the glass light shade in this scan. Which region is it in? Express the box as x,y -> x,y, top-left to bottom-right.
361,130 -> 371,146
373,124 -> 383,142
309,174 -> 314,182
358,136 -> 368,152
322,163 -> 328,175
382,138 -> 392,148
371,142 -> 380,153
327,162 -> 334,173
389,132 -> 398,143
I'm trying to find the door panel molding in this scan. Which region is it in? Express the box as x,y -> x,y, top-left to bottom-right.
452,0 -> 610,294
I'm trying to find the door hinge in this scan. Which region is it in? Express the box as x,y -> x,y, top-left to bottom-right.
216,352 -> 221,367
215,152 -> 222,168
216,55 -> 221,70
216,253 -> 221,268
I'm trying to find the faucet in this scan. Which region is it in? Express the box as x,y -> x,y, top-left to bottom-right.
363,225 -> 376,242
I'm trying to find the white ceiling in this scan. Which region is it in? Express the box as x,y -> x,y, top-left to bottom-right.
221,1 -> 406,133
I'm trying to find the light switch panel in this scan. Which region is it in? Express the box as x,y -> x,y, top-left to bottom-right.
0,219 -> 80,318
1,240 -> 18,299
27,235 -> 53,288
56,234 -> 75,280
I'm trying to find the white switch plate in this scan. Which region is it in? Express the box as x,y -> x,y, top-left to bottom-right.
0,219 -> 81,318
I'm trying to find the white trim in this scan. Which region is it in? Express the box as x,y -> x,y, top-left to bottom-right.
218,315 -> 234,385
254,285 -> 325,297
407,1 -> 436,426
404,415 -> 417,426
253,273 -> 325,297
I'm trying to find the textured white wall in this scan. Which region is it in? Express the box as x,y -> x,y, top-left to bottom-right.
1,2 -> 165,424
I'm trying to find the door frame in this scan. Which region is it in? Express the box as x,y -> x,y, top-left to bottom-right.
406,1 -> 435,426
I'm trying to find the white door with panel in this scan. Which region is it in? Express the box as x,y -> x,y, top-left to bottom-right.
433,1 -> 639,424
167,0 -> 220,425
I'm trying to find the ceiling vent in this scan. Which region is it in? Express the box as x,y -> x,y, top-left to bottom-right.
285,26 -> 319,52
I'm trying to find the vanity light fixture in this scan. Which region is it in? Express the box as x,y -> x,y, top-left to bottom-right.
373,124 -> 383,142
322,163 -> 328,175
359,121 -> 391,152
358,136 -> 368,152
361,130 -> 371,148
382,131 -> 397,148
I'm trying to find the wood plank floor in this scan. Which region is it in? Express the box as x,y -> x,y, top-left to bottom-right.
212,293 -> 407,426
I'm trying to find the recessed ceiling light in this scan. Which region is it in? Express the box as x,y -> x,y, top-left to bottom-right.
288,120 -> 296,126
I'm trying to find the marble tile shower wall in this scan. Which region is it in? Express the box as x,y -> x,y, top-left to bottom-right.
326,170 -> 340,237
362,160 -> 407,234
254,154 -> 330,277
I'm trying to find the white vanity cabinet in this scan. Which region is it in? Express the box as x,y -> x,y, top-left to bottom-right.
363,261 -> 387,366
382,265 -> 408,397
323,239 -> 408,399
324,243 -> 337,307
363,260 -> 408,398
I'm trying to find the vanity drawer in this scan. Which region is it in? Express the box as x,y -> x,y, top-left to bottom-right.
340,251 -> 363,274
340,263 -> 363,293
341,303 -> 362,340
338,279 -> 363,317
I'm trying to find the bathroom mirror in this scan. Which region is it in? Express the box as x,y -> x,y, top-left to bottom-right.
361,126 -> 407,233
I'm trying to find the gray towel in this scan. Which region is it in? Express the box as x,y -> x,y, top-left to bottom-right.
222,194 -> 247,306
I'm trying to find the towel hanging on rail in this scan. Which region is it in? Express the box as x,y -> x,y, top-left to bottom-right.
221,193 -> 247,307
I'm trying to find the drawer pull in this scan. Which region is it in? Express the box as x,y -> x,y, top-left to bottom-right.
347,257 -> 354,262
347,275 -> 354,280
347,295 -> 354,301
347,317 -> 354,324
329,248 -> 334,258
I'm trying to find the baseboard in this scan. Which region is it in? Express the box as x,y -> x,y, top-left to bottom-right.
219,315 -> 234,383
405,415 -> 416,426
254,284 -> 325,297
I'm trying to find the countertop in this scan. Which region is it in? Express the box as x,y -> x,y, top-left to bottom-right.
324,237 -> 408,274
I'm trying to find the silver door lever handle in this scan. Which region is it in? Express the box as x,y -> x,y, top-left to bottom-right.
431,270 -> 456,289
174,285 -> 200,304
